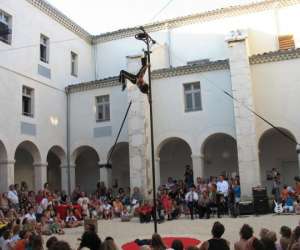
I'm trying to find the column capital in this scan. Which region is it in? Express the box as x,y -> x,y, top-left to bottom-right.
34,163 -> 48,168
225,29 -> 248,43
61,164 -> 75,169
0,160 -> 15,165
190,154 -> 204,159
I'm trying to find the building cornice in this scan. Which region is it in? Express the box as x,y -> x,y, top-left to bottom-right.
27,0 -> 300,44
93,0 -> 300,43
249,48 -> 300,64
66,60 -> 229,93
26,0 -> 92,43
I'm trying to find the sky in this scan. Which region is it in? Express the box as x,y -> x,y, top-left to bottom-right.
46,0 -> 259,35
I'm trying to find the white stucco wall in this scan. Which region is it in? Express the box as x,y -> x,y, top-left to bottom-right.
251,59 -> 300,143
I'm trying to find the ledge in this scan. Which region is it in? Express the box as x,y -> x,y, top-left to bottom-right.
66,60 -> 229,93
249,48 -> 300,64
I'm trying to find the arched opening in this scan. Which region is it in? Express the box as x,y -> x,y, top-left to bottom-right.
259,128 -> 298,193
73,146 -> 100,194
0,140 -> 8,191
47,146 -> 65,192
202,133 -> 238,179
14,141 -> 41,191
158,138 -> 192,184
109,142 -> 130,190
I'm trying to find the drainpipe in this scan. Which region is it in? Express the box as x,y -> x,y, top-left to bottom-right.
66,88 -> 71,195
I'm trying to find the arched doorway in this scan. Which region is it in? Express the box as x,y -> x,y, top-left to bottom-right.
259,128 -> 298,193
73,146 -> 100,194
0,140 -> 8,192
14,141 -> 41,191
201,133 -> 238,179
109,142 -> 130,190
47,146 -> 65,192
158,138 -> 192,184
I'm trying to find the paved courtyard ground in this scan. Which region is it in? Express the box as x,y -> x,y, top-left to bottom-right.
55,214 -> 300,249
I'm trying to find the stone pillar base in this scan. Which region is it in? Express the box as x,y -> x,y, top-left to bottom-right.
0,160 -> 15,192
34,163 -> 48,191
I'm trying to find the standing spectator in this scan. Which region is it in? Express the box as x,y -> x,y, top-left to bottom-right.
7,185 -> 19,209
234,224 -> 254,250
185,185 -> 198,220
199,221 -> 230,250
184,165 -> 194,188
272,174 -> 281,203
216,175 -> 229,215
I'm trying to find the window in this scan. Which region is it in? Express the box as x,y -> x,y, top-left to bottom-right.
184,82 -> 202,112
96,95 -> 110,122
40,34 -> 49,63
278,35 -> 295,50
22,86 -> 34,117
71,52 -> 78,76
0,10 -> 12,44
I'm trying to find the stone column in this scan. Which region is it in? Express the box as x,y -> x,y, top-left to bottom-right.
297,145 -> 300,176
226,30 -> 261,199
155,157 -> 161,189
60,164 -> 75,194
0,160 -> 15,193
100,165 -> 112,188
127,56 -> 153,199
34,163 -> 47,191
191,154 -> 204,183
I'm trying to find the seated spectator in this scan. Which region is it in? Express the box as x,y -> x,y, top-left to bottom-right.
102,200 -> 113,220
289,226 -> 300,250
65,210 -> 82,228
234,224 -> 254,250
278,226 -> 291,250
0,230 -> 12,250
50,241 -> 72,250
78,231 -> 102,250
151,233 -> 166,250
199,221 -> 230,250
102,236 -> 118,250
171,239 -> 184,250
120,206 -> 131,222
113,197 -> 123,217
138,201 -> 152,223
14,230 -> 31,250
261,231 -> 277,250
283,193 -> 294,213
46,236 -> 58,250
24,206 -> 36,223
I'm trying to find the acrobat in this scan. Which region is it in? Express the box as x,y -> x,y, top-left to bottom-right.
118,57 -> 149,94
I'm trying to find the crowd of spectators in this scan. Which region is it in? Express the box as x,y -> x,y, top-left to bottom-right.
1,165 -> 300,249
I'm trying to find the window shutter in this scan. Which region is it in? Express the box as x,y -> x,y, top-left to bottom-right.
278,35 -> 295,50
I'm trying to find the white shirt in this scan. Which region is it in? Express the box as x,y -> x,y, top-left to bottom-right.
217,180 -> 229,197
25,212 -> 36,221
185,191 -> 199,202
7,190 -> 19,204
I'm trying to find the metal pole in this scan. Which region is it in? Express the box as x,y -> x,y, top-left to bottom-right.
66,90 -> 71,195
146,38 -> 158,233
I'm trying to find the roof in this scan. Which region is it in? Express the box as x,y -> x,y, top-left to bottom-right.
66,48 -> 300,93
27,0 -> 300,44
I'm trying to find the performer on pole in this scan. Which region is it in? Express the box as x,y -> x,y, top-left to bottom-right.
118,56 -> 149,94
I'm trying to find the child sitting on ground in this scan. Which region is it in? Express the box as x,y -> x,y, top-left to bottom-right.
65,209 -> 82,228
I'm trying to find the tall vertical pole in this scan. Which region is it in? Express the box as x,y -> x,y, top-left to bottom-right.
146,38 -> 158,233
66,90 -> 71,195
